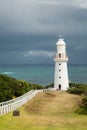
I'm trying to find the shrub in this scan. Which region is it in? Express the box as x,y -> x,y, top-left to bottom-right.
82,97 -> 87,108
69,82 -> 80,88
68,83 -> 87,115
77,107 -> 87,115
68,83 -> 87,95
45,83 -> 54,89
77,98 -> 87,115
67,87 -> 84,95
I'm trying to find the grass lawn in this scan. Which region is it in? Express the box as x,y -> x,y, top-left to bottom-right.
0,91 -> 87,130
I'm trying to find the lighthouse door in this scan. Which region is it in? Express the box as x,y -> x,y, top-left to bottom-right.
59,84 -> 61,90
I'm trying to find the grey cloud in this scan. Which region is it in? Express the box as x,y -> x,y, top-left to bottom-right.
22,50 -> 55,58
0,50 -> 54,65
0,0 -> 87,64
38,0 -> 87,10
0,0 -> 87,35
75,46 -> 86,50
32,0 -> 87,8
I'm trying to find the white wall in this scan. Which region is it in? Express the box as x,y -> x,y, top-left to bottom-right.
57,45 -> 66,53
54,61 -> 69,90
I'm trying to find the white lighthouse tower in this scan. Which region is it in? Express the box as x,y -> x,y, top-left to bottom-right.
54,37 -> 69,90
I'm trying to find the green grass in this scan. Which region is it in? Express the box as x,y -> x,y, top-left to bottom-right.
0,91 -> 87,130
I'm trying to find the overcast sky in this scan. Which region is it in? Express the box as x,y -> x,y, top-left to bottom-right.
0,0 -> 87,65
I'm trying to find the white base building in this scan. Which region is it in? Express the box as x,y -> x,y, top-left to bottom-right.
54,37 -> 69,90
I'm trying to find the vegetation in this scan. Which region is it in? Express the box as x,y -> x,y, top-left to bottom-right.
0,74 -> 44,102
68,82 -> 87,115
0,91 -> 87,130
45,83 -> 54,88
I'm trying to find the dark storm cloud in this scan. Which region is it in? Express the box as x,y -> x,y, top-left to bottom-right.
0,0 -> 87,34
0,0 -> 87,64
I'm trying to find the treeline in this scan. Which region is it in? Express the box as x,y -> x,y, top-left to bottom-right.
67,82 -> 87,114
0,74 -> 44,102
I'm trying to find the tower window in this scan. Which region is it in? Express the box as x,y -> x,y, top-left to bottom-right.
59,63 -> 61,65
59,77 -> 61,79
59,69 -> 61,71
59,54 -> 61,58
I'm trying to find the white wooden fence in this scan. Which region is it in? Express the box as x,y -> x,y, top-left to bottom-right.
0,89 -> 43,116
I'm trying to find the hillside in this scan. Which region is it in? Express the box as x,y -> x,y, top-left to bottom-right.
0,74 -> 43,102
0,91 -> 87,130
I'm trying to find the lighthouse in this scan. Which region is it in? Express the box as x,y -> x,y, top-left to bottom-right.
54,37 -> 69,90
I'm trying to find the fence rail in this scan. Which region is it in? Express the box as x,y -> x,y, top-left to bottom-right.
0,89 -> 43,116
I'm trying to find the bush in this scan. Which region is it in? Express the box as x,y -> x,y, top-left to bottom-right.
77,107 -> 87,115
82,97 -> 87,108
68,83 -> 87,115
77,98 -> 87,115
30,83 -> 44,90
45,83 -> 54,89
68,83 -> 87,95
69,82 -> 80,88
67,87 -> 84,95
